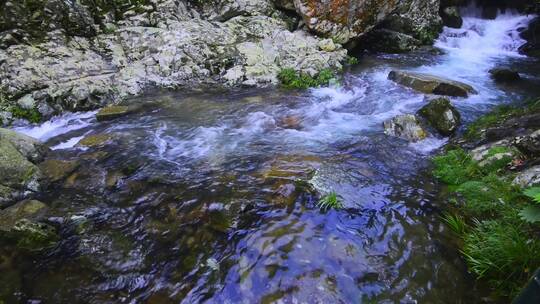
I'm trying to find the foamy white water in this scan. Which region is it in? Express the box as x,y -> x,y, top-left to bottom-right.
14,111 -> 97,141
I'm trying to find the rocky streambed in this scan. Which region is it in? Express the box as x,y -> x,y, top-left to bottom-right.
1,1 -> 540,304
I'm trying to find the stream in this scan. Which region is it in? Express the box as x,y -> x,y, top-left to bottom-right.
3,6 -> 540,304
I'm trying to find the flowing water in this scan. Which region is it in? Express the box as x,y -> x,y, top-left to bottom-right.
3,7 -> 540,304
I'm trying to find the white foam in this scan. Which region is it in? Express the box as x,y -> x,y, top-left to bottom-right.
409,137 -> 449,154
13,111 -> 97,141
50,136 -> 85,150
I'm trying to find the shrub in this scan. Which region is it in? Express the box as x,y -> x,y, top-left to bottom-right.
10,106 -> 42,123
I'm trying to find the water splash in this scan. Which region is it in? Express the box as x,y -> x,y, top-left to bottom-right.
13,111 -> 97,141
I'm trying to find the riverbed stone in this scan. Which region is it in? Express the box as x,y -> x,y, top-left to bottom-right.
383,114 -> 428,142
96,105 -> 132,121
388,70 -> 477,97
513,165 -> 540,188
514,130 -> 540,157
77,134 -> 113,148
417,97 -> 461,136
39,160 -> 80,183
0,128 -> 48,163
0,200 -> 58,251
489,68 -> 521,83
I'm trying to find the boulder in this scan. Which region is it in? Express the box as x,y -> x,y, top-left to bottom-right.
489,68 -> 521,83
358,29 -> 422,53
77,134 -> 113,148
388,70 -> 477,97
440,6 -> 463,28
514,130 -> 540,157
417,97 -> 461,136
513,166 -> 540,188
383,114 -> 428,142
0,130 -> 47,208
0,200 -> 58,251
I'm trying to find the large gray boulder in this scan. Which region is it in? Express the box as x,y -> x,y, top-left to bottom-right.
383,114 -> 428,142
388,70 -> 477,97
0,129 -> 48,208
417,97 -> 461,136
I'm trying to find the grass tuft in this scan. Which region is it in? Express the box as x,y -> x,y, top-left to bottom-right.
278,68 -> 336,89
317,191 -> 343,211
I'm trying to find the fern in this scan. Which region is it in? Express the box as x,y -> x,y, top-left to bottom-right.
519,205 -> 540,223
524,187 -> 540,204
317,191 -> 343,210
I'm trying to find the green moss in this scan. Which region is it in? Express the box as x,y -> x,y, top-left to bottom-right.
278,68 -> 336,89
9,106 -> 42,123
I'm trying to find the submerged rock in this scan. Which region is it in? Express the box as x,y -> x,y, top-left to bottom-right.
39,160 -> 80,184
388,70 -> 477,97
489,68 -> 521,83
383,114 -> 428,142
96,106 -> 132,122
417,97 -> 461,136
77,134 -> 113,148
0,200 -> 58,251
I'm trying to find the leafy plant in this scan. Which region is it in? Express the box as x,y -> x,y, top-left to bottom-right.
432,148 -> 482,185
278,68 -> 336,89
10,106 -> 42,123
346,56 -> 359,65
442,212 -> 467,236
317,191 -> 343,210
519,187 -> 540,223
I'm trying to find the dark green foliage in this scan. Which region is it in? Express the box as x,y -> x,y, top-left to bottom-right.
432,148 -> 481,185
434,146 -> 540,298
462,220 -> 540,296
278,68 -> 336,89
10,106 -> 42,123
346,56 -> 359,65
81,0 -> 153,21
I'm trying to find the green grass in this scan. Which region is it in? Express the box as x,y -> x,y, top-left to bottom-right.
462,220 -> 540,296
317,192 -> 343,211
278,68 -> 336,89
434,145 -> 540,298
432,148 -> 482,185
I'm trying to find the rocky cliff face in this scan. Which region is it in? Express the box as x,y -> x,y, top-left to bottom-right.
0,0 -> 445,126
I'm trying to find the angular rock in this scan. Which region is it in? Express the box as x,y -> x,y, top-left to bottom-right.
388,70 -> 477,97
0,136 -> 43,193
441,6 -> 463,28
383,114 -> 428,142
96,105 -> 132,121
417,97 -> 461,136
513,166 -> 540,188
0,128 -> 48,163
489,68 -> 521,83
514,130 -> 540,157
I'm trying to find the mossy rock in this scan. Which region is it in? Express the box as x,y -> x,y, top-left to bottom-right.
417,97 -> 461,136
77,134 -> 113,148
383,114 -> 428,142
96,105 -> 131,122
0,136 -> 42,191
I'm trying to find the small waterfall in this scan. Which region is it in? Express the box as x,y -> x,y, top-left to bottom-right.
435,4 -> 534,62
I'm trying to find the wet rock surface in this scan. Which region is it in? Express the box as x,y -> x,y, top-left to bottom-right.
489,68 -> 521,83
418,97 -> 461,136
388,70 -> 477,97
383,114 -> 428,142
